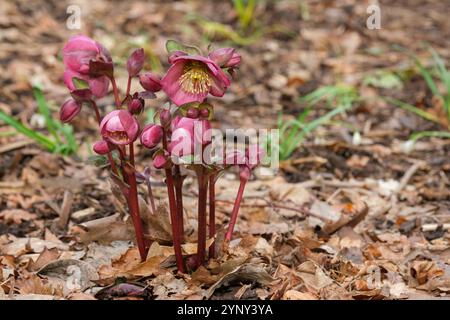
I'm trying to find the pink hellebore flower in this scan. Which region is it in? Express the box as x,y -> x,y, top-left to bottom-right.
140,124 -> 163,149
62,35 -> 111,98
161,55 -> 231,106
100,110 -> 139,145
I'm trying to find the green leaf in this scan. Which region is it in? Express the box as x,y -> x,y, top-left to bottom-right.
72,77 -> 89,90
165,40 -> 202,56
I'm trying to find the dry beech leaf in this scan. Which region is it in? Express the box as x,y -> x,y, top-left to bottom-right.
28,247 -> 61,272
296,261 -> 334,292
15,274 -> 63,296
125,256 -> 165,277
0,209 -> 37,224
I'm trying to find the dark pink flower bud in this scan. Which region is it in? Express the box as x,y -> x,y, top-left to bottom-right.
127,48 -> 145,77
208,48 -> 235,67
128,98 -> 144,115
140,124 -> 163,149
60,99 -> 81,123
199,108 -> 209,118
100,110 -> 139,145
139,73 -> 162,92
159,109 -> 171,127
225,51 -> 241,68
93,140 -> 111,155
153,153 -> 169,169
186,107 -> 199,119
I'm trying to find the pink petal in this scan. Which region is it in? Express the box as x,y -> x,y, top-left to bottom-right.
88,76 -> 109,99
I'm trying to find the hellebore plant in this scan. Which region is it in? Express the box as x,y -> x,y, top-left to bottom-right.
60,36 -> 260,273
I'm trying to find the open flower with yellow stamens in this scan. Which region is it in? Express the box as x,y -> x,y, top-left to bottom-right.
161,55 -> 231,106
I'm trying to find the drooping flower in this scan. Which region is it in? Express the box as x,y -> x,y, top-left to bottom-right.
139,73 -> 162,92
60,99 -> 82,123
127,48 -> 145,77
161,55 -> 231,106
140,124 -> 163,149
208,48 -> 241,68
100,110 -> 139,145
62,35 -> 111,98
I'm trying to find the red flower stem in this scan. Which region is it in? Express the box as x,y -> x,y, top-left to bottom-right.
208,174 -> 216,258
125,76 -> 132,97
129,142 -> 135,166
110,77 -> 121,108
196,167 -> 208,267
173,165 -> 184,242
162,131 -> 185,273
90,101 -> 118,175
225,177 -> 247,242
123,164 -> 148,262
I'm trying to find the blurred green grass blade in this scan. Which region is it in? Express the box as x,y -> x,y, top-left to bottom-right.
284,102 -> 352,158
0,110 -> 56,152
33,86 -> 61,144
428,47 -> 450,116
415,57 -> 440,99
382,96 -> 441,124
56,122 -> 77,154
410,130 -> 450,141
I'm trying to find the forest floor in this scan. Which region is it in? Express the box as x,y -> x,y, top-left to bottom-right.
0,0 -> 449,300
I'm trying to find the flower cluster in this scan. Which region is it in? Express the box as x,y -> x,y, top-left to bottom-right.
60,36 -> 260,273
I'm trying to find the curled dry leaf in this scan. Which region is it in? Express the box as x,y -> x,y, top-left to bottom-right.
76,213 -> 134,244
37,259 -> 99,293
206,263 -> 276,299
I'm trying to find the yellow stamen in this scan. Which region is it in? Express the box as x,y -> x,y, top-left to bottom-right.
179,62 -> 211,94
